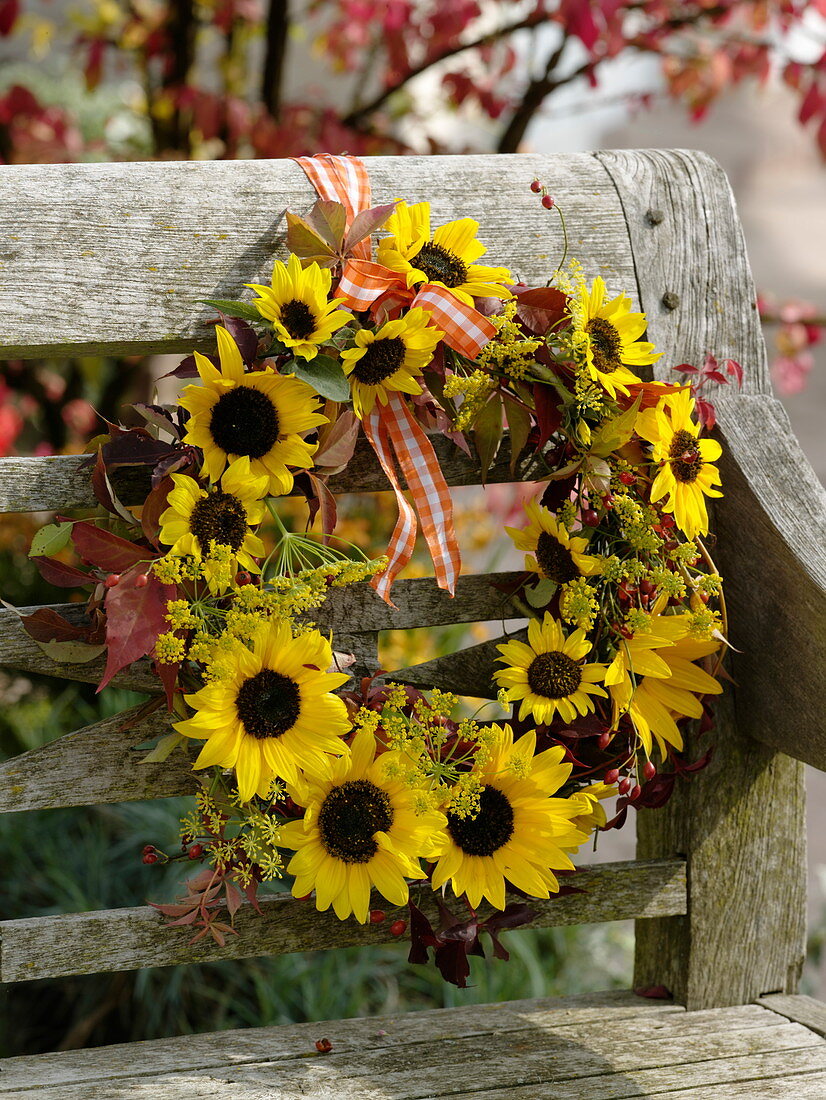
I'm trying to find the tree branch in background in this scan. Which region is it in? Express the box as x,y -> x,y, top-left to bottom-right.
262,0 -> 290,118
342,11 -> 548,129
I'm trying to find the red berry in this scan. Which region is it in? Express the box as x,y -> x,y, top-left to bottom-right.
597,731 -> 611,751
643,761 -> 656,781
134,573 -> 149,588
530,179 -> 542,193
629,784 -> 642,802
104,573 -> 120,588
604,768 -> 620,785
188,844 -> 204,860
618,777 -> 631,795
619,471 -> 636,486
602,493 -> 614,509
235,571 -> 252,586
541,194 -> 555,209
390,919 -> 407,937
369,909 -> 386,924
142,852 -> 158,864
141,844 -> 154,855
315,1038 -> 333,1054
582,508 -> 599,527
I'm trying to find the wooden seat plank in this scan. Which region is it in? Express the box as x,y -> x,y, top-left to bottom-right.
1,996 -> 823,1099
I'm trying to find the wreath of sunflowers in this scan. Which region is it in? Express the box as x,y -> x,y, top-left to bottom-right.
20,165 -> 739,986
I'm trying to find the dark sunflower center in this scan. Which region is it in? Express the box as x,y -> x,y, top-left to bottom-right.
279,299 -> 316,340
535,530 -> 579,584
668,428 -> 702,483
318,779 -> 393,864
585,317 -> 623,374
235,669 -> 301,740
447,785 -> 514,857
351,337 -> 406,386
209,387 -> 280,460
411,241 -> 468,288
189,491 -> 248,554
527,651 -> 582,699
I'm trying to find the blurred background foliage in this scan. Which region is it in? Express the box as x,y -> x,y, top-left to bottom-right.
1,0 -> 824,1056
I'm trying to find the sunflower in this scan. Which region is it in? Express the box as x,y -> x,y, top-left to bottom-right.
429,724 -> 589,910
158,457 -> 267,593
247,254 -> 352,360
180,324 -> 326,496
505,498 -> 602,584
376,201 -> 514,306
279,727 -> 447,923
174,620 -> 351,802
494,613 -> 608,726
636,388 -> 723,539
340,307 -> 444,419
571,276 -> 661,398
610,627 -> 723,757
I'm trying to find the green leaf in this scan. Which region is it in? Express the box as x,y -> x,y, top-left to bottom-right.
140,731 -> 185,764
200,299 -> 262,323
290,354 -> 351,403
285,210 -> 337,262
35,639 -> 107,664
525,577 -> 557,608
502,396 -> 532,475
473,395 -> 504,484
28,521 -> 73,559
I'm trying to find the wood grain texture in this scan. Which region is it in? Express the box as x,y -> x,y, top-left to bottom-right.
0,154 -> 636,359
758,993 -> 826,1038
0,433 -> 548,514
0,858 -> 685,982
598,148 -> 810,1009
0,704 -> 200,814
1,996 -> 823,1099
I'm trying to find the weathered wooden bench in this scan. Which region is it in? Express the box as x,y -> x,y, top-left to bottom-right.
0,151 -> 825,1098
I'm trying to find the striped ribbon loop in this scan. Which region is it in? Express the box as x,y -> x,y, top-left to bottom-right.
293,154 -> 462,601
411,283 -> 497,360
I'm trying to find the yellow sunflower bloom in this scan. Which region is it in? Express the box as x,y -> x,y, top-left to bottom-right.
494,613 -> 608,726
607,611 -> 722,757
279,727 -> 447,923
572,276 -> 661,398
158,457 -> 268,594
636,387 -> 723,539
247,254 -> 352,360
174,620 -> 351,802
568,781 -> 616,837
340,307 -> 444,419
376,201 -> 514,306
505,497 -> 602,584
180,324 -> 326,496
429,724 -> 589,910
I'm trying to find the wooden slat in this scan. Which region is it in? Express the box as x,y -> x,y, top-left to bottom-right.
0,858 -> 685,981
0,704 -> 200,814
596,149 -> 809,1011
0,154 -> 637,359
1,998 -> 823,1098
0,433 -> 548,514
758,993 -> 826,1039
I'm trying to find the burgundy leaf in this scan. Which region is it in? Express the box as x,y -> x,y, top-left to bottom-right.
72,521 -> 151,573
32,556 -> 91,588
101,431 -> 180,469
342,201 -> 398,254
20,607 -> 95,644
315,410 -> 360,471
153,654 -> 181,711
515,285 -> 568,336
141,476 -> 174,547
99,569 -> 177,690
160,353 -> 205,380
634,985 -> 673,1000
533,382 -> 563,449
434,940 -> 473,988
214,314 -> 259,365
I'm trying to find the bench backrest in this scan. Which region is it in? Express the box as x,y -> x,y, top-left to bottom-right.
0,151 -> 823,1011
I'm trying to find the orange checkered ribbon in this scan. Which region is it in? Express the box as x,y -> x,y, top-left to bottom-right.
294,154 -> 461,603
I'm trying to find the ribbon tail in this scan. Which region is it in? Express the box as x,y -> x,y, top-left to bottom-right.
362,410 -> 417,606
411,283 -> 497,358
380,393 -> 460,596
